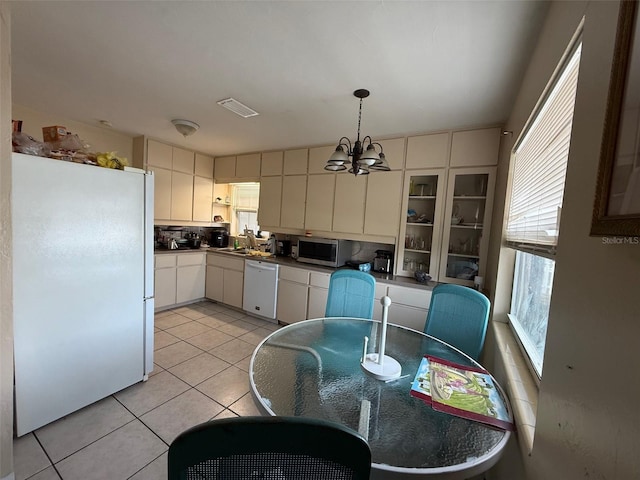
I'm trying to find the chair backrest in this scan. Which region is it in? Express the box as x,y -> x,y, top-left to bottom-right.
325,269 -> 376,319
424,283 -> 490,361
168,416 -> 372,480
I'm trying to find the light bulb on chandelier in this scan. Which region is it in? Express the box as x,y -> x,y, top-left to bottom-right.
325,89 -> 390,176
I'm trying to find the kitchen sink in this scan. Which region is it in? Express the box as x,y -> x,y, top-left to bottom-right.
213,247 -> 248,255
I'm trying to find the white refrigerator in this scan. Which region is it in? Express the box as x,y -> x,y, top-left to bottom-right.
12,153 -> 154,436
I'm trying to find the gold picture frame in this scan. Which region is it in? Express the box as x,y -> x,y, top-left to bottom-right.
591,0 -> 640,236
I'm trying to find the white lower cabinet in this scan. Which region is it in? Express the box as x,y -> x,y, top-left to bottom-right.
307,271 -> 330,319
155,253 -> 205,310
205,265 -> 224,303
176,254 -> 206,304
376,283 -> 432,332
276,266 -> 309,324
155,256 -> 177,309
205,253 -> 244,309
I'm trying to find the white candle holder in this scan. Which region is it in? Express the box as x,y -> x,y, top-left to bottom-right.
361,296 -> 402,381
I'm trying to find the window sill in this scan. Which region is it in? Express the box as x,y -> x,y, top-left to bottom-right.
492,321 -> 538,458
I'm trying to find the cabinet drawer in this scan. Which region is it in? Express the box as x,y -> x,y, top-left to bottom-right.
279,265 -> 309,284
177,253 -> 205,266
309,271 -> 330,288
387,285 -> 432,309
207,253 -> 244,271
155,254 -> 177,268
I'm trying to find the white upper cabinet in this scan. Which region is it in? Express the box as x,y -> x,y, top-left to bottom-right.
308,145 -> 336,174
305,174 -> 335,231
364,170 -> 403,237
280,175 -> 307,229
406,132 -> 450,169
258,176 -> 282,228
261,151 -> 283,176
236,153 -> 261,179
147,139 -> 172,169
192,176 -> 213,222
332,174 -> 366,234
153,168 -> 172,220
214,156 -> 236,179
450,127 -> 501,167
172,147 -> 195,174
284,148 -> 308,175
376,137 -> 406,170
194,153 -> 214,178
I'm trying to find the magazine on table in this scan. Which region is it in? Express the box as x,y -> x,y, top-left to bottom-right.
410,355 -> 514,431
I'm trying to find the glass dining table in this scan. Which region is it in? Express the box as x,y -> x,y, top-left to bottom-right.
249,317 -> 512,480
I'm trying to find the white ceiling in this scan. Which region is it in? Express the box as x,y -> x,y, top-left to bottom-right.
10,1 -> 549,157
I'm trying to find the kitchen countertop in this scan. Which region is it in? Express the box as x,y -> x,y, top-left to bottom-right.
203,247 -> 435,291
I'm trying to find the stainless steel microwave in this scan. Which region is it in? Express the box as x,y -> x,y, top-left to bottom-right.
296,237 -> 352,268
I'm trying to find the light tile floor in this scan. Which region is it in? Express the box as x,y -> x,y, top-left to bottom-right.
13,301 -> 281,480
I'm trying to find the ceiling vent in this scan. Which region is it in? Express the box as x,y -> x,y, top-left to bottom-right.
216,98 -> 259,118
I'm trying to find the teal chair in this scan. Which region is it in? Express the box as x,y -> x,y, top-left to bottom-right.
168,416 -> 372,480
325,270 -> 376,319
424,283 -> 490,361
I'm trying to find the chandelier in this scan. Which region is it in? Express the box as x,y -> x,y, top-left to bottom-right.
324,89 -> 390,176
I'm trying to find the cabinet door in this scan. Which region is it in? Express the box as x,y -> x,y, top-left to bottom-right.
193,176 -> 213,222
283,148 -> 308,175
397,169 -> 446,278
176,265 -> 205,303
277,280 -> 309,324
364,170 -> 403,236
439,167 -> 496,286
206,265 -> 224,302
236,153 -> 261,179
223,269 -> 244,309
376,137 -> 406,171
172,147 -> 195,174
305,174 -> 335,231
153,167 -> 172,220
171,171 -> 194,221
215,156 -> 236,179
155,267 -> 177,309
333,174 -> 366,234
281,175 -> 307,229
258,176 -> 282,228
307,286 -> 328,319
195,153 -> 214,178
261,151 -> 283,176
406,132 -> 450,169
147,139 -> 172,169
450,127 -> 501,167
388,304 -> 428,332
308,145 -> 335,174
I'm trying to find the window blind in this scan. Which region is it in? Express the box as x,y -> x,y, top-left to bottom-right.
506,44 -> 582,252
233,183 -> 259,210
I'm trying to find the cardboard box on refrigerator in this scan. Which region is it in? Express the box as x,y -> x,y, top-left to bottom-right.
42,125 -> 67,143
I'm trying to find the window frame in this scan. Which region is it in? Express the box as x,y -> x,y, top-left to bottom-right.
504,32 -> 583,380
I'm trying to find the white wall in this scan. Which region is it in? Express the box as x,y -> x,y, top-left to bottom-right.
489,1 -> 640,479
12,104 -> 134,162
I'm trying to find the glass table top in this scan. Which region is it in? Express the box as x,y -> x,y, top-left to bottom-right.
250,318 -> 511,478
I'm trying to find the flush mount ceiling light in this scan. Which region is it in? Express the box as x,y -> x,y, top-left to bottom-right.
325,89 -> 390,176
216,98 -> 259,118
172,119 -> 200,137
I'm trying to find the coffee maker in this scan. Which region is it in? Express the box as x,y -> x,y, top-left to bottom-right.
276,240 -> 292,257
210,227 -> 229,248
373,250 -> 393,273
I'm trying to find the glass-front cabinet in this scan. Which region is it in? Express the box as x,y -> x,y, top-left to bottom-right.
439,167 -> 496,286
397,170 -> 446,279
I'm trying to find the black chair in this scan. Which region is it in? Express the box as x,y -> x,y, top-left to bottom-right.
168,416 -> 372,480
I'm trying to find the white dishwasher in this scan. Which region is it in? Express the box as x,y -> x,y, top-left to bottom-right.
243,260 -> 280,322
